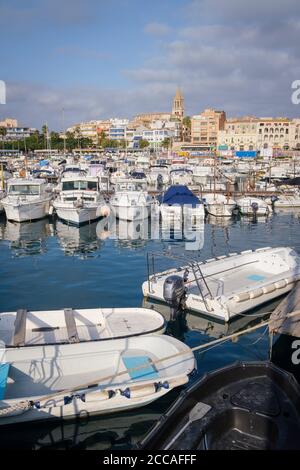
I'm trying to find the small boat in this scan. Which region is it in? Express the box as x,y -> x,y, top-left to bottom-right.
236,197 -> 269,216
142,247 -> 300,321
158,185 -> 205,223
138,361 -> 300,450
110,178 -> 154,221
0,307 -> 166,347
202,193 -> 237,217
169,168 -> 193,186
0,335 -> 195,425
53,176 -> 109,225
2,178 -> 52,222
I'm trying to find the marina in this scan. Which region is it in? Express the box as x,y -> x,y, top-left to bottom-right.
1,179 -> 300,447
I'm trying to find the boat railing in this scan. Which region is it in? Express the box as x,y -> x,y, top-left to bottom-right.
146,251 -> 212,309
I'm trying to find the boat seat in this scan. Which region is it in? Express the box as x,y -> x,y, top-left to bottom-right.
64,308 -> 80,343
0,363 -> 10,400
13,309 -> 27,347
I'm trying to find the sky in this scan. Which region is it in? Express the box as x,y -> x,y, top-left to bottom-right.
1,0 -> 300,130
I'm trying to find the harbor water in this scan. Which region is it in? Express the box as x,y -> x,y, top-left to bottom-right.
0,209 -> 300,449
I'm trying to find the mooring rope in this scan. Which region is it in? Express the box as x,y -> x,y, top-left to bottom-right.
1,309 -> 300,416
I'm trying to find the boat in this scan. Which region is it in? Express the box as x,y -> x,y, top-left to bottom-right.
0,190 -> 5,213
236,197 -> 270,216
158,185 -> 205,223
0,307 -> 166,347
61,164 -> 87,178
142,247 -> 300,321
202,193 -> 237,217
266,192 -> 300,209
1,178 -> 52,222
138,361 -> 300,450
0,335 -> 195,425
110,178 -> 154,221
52,176 -> 109,225
147,165 -> 170,189
169,168 -> 193,186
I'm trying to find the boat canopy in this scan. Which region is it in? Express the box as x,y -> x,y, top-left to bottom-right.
158,185 -> 201,207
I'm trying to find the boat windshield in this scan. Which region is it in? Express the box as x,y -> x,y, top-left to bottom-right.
9,184 -> 40,195
62,180 -> 98,191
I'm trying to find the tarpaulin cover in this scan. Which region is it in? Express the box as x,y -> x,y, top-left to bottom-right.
158,185 -> 201,207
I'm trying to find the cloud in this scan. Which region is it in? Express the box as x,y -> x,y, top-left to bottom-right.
144,22 -> 171,36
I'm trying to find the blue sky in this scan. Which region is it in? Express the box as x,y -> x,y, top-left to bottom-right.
1,0 -> 300,129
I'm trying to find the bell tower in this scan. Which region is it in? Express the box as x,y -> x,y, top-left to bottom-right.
172,88 -> 184,119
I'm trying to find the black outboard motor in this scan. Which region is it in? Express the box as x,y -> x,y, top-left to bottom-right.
163,275 -> 186,320
270,195 -> 279,209
157,174 -> 163,191
251,201 -> 259,214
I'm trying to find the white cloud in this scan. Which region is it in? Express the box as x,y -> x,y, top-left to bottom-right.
144,22 -> 171,36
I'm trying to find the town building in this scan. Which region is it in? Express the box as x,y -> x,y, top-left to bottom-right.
172,88 -> 184,119
191,108 -> 226,149
0,118 -> 18,128
2,127 -> 37,141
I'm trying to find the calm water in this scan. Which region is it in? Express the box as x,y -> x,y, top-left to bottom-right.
0,209 -> 300,449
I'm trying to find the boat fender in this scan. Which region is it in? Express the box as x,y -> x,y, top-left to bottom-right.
234,292 -> 250,302
120,387 -> 131,399
130,384 -> 156,398
275,280 -> 287,289
250,288 -> 264,299
262,284 -> 276,294
285,277 -> 295,285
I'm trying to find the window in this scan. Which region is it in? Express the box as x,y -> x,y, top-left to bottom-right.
9,185 -> 40,195
62,181 -> 98,191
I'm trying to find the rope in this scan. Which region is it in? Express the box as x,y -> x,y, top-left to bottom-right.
1,309 -> 300,416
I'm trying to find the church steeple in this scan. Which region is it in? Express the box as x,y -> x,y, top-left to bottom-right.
172,88 -> 184,119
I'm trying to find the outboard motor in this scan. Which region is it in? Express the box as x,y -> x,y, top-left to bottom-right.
270,195 -> 279,209
157,174 -> 163,191
251,201 -> 259,214
163,275 -> 186,320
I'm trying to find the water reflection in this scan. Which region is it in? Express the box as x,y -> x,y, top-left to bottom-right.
2,218 -> 51,257
55,219 -> 102,258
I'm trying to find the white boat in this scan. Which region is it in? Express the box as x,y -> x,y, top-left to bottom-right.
0,190 -> 5,213
158,185 -> 205,223
169,168 -> 193,186
142,247 -> 300,322
236,197 -> 270,216
53,176 -> 109,225
0,335 -> 195,425
61,164 -> 87,178
110,179 -> 153,221
147,165 -> 170,188
266,192 -> 300,209
2,179 -> 52,222
202,193 -> 237,217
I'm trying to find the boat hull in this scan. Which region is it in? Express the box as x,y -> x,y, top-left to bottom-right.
2,199 -> 51,222
53,204 -> 102,225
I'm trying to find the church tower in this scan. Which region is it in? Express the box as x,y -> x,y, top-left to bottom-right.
172,88 -> 184,119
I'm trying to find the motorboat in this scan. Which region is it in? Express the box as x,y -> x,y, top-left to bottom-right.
138,362 -> 300,450
0,190 -> 5,213
52,176 -> 109,225
158,185 -> 205,224
61,164 -> 87,178
110,179 -> 154,221
142,247 -> 300,321
0,334 -> 195,425
169,168 -> 193,186
1,179 -> 52,222
202,193 -> 237,217
236,197 -> 269,216
147,165 -> 170,189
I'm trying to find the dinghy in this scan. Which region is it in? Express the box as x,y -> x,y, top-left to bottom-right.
138,362 -> 300,450
0,335 -> 195,425
142,247 -> 300,321
0,307 -> 166,347
236,197 -> 269,217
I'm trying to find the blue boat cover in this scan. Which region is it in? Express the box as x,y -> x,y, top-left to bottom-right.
158,185 -> 201,207
122,356 -> 158,381
39,160 -> 49,166
0,363 -> 10,400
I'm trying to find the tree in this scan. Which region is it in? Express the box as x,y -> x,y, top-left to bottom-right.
161,137 -> 171,149
182,116 -> 191,129
139,139 -> 150,149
